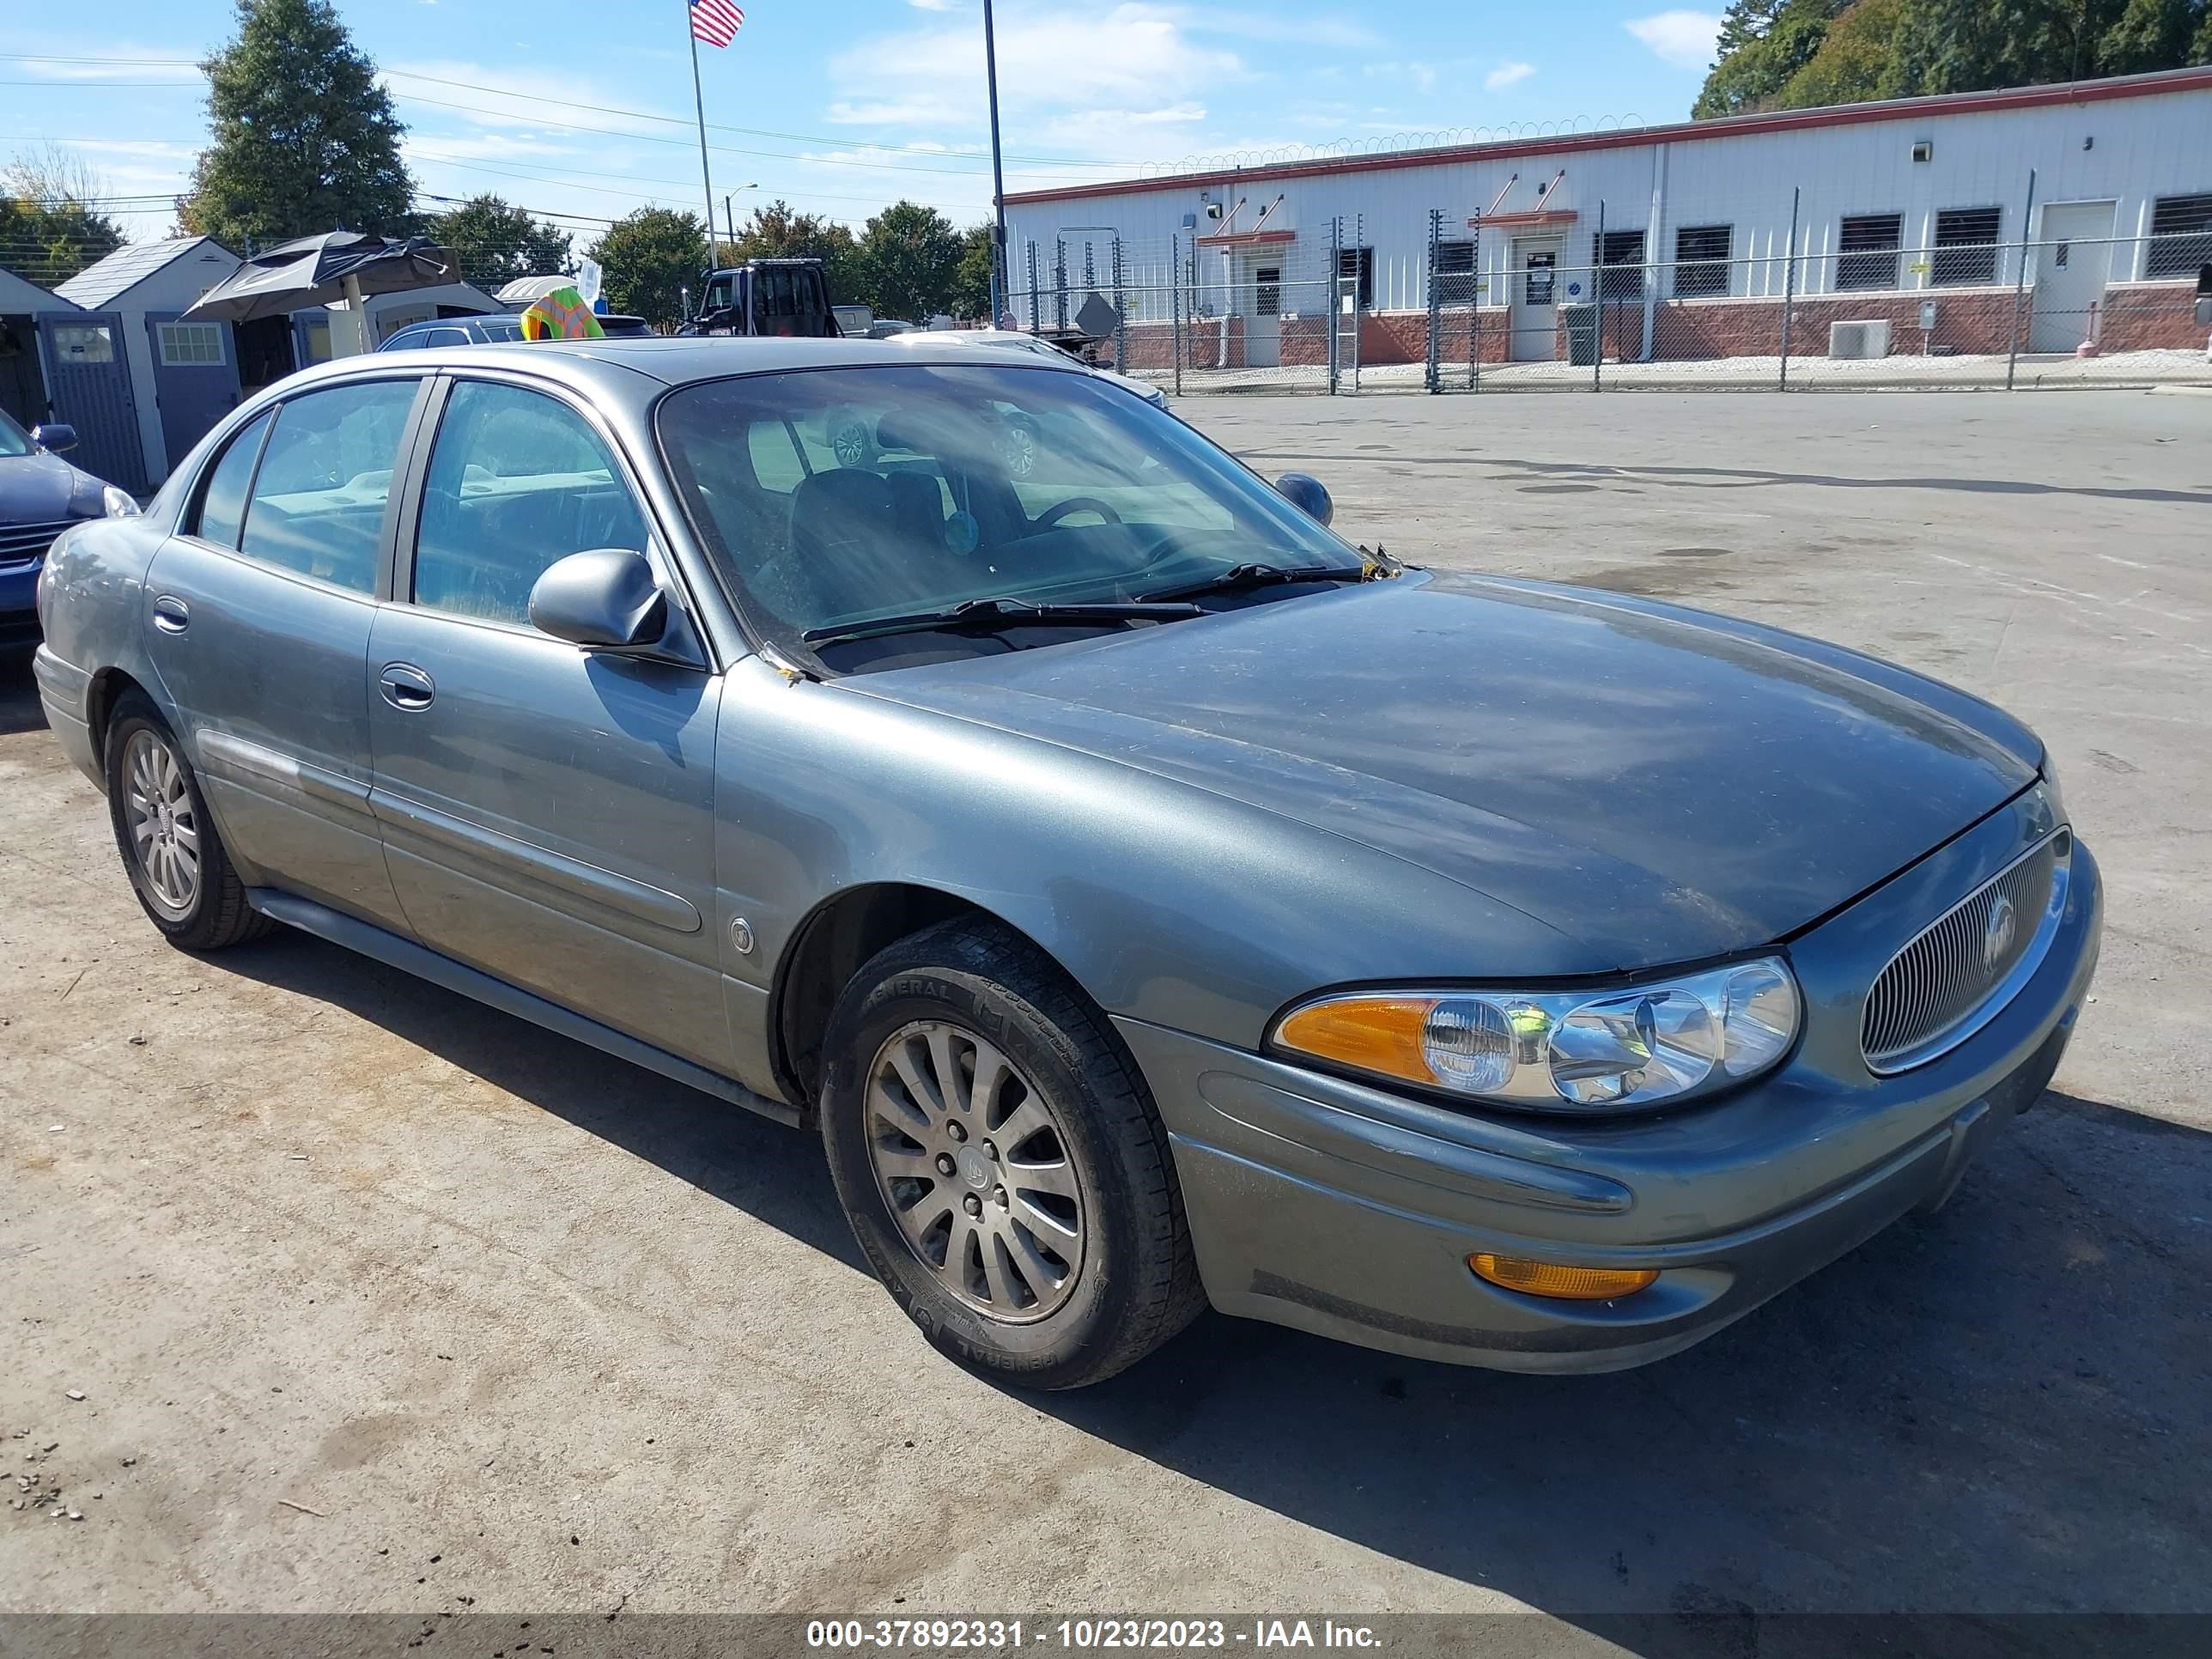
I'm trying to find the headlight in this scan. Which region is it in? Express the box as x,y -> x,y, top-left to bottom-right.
1271,957 -> 1801,1114
102,485 -> 139,519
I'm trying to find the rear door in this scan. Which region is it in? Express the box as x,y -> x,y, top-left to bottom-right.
36,313 -> 146,494
143,375 -> 428,932
143,313 -> 243,473
366,373 -> 728,1068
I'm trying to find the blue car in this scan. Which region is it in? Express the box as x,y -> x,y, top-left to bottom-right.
377,313 -> 654,351
0,409 -> 130,646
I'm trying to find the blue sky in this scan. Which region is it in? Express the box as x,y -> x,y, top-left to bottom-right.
2,3 -> 1725,245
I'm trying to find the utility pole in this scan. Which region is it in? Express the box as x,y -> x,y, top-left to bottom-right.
686,0 -> 718,312
982,0 -> 1010,326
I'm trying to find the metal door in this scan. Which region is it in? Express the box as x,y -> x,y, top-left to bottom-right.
1247,263 -> 1282,368
1510,240 -> 1561,362
2032,202 -> 2116,353
143,312 -> 242,473
35,312 -> 146,493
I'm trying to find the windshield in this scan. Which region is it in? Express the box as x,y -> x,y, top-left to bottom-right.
657,362 -> 1352,663
0,409 -> 31,458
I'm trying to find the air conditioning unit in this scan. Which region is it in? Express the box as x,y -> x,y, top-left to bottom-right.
1829,319 -> 1893,360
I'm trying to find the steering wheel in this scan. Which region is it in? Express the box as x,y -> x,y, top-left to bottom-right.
1033,496 -> 1123,531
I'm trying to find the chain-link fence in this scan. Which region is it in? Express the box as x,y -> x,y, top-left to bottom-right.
998,199 -> 2212,395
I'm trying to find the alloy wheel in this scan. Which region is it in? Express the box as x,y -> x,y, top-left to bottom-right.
864,1019 -> 1087,1323
123,729 -> 200,920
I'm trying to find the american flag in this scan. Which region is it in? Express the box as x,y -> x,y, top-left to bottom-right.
691,0 -> 743,46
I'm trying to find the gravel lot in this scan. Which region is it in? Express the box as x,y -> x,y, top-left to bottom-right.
3,389 -> 2208,1646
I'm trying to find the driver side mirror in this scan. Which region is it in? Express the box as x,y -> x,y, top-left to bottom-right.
1274,471 -> 1333,526
529,548 -> 668,651
32,422 -> 77,453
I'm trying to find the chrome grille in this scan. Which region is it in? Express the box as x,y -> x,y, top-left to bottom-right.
1862,830 -> 2069,1074
0,520 -> 71,564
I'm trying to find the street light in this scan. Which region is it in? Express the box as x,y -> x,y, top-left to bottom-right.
723,183 -> 759,259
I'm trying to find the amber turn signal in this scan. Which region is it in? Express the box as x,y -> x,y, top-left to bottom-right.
1468,1253 -> 1659,1301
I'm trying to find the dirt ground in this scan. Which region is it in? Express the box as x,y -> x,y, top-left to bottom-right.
2,388 -> 2207,1648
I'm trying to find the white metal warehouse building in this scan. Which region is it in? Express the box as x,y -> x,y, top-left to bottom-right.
1001,66 -> 2212,371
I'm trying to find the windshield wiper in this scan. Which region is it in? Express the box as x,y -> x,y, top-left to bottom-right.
801,595 -> 1202,647
1136,561 -> 1374,603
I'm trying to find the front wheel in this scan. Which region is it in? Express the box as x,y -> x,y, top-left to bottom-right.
819,921 -> 1204,1389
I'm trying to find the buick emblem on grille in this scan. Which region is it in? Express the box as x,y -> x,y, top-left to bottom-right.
1983,891 -> 2019,969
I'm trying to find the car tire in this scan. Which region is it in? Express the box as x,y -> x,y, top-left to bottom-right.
826,407 -> 878,468
1000,416 -> 1040,480
104,693 -> 271,951
819,919 -> 1205,1389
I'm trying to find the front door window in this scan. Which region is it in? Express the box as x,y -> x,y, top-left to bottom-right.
1524,252 -> 1557,307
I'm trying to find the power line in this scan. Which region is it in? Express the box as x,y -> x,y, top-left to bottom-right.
0,52 -> 1142,170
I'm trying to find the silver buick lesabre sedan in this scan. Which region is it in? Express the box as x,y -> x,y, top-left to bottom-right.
33,339 -> 2100,1389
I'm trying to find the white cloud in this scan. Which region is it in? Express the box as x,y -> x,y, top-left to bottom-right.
908,0 -> 957,9
827,3 -> 1243,136
1485,60 -> 1534,91
1625,10 -> 1723,70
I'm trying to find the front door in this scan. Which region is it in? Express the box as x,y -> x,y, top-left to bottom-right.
144,313 -> 242,474
2032,202 -> 2116,353
1247,264 -> 1282,368
1510,239 -> 1561,362
36,312 -> 146,493
367,374 -> 728,1069
142,376 -> 426,933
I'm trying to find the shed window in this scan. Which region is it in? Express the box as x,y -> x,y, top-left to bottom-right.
158,323 -> 225,366
1433,240 -> 1477,306
1673,225 -> 1731,298
1337,246 -> 1374,310
1837,213 -> 1903,291
1932,208 -> 2001,286
1594,230 -> 1645,301
50,324 -> 115,363
2145,192 -> 2212,280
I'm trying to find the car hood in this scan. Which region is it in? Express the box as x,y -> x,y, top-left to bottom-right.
845,573 -> 2041,968
0,452 -> 88,526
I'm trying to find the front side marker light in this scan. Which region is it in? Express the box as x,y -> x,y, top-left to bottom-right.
1469,1254 -> 1659,1301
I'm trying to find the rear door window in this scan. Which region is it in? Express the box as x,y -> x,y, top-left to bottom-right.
239,380 -> 420,592
191,410 -> 271,548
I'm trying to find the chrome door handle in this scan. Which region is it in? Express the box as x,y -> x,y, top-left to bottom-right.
152,596 -> 190,635
379,663 -> 435,711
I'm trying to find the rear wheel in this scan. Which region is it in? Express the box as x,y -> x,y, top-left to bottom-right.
104,694 -> 270,951
819,920 -> 1203,1389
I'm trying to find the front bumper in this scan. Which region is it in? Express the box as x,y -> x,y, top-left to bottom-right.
0,556 -> 40,643
1119,787 -> 2101,1373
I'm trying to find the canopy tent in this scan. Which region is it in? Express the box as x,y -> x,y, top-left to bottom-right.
185,232 -> 460,356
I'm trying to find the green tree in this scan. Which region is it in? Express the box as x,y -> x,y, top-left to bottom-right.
1693,0 -> 2210,118
720,198 -> 862,301
0,147 -> 126,288
178,0 -> 414,247
950,222 -> 997,321
426,195 -> 574,289
590,207 -> 708,330
856,200 -> 963,322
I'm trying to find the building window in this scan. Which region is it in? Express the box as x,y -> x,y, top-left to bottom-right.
1837,213 -> 1903,290
1931,207 -> 2001,286
1594,229 -> 1645,301
158,322 -> 225,366
1255,268 -> 1281,316
2145,191 -> 2212,280
1434,240 -> 1477,306
1673,224 -> 1731,298
1337,246 -> 1374,310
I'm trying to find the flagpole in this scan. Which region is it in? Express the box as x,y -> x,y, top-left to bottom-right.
686,2 -> 720,279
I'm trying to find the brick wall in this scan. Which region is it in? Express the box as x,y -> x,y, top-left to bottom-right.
2098,282 -> 2208,351
1644,286 -> 2027,359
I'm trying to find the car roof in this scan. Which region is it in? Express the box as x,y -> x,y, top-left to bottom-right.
284,336 -> 1090,399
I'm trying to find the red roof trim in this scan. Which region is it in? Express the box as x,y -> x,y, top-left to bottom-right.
1194,228 -> 1296,246
1474,209 -> 1579,228
1003,66 -> 2212,207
